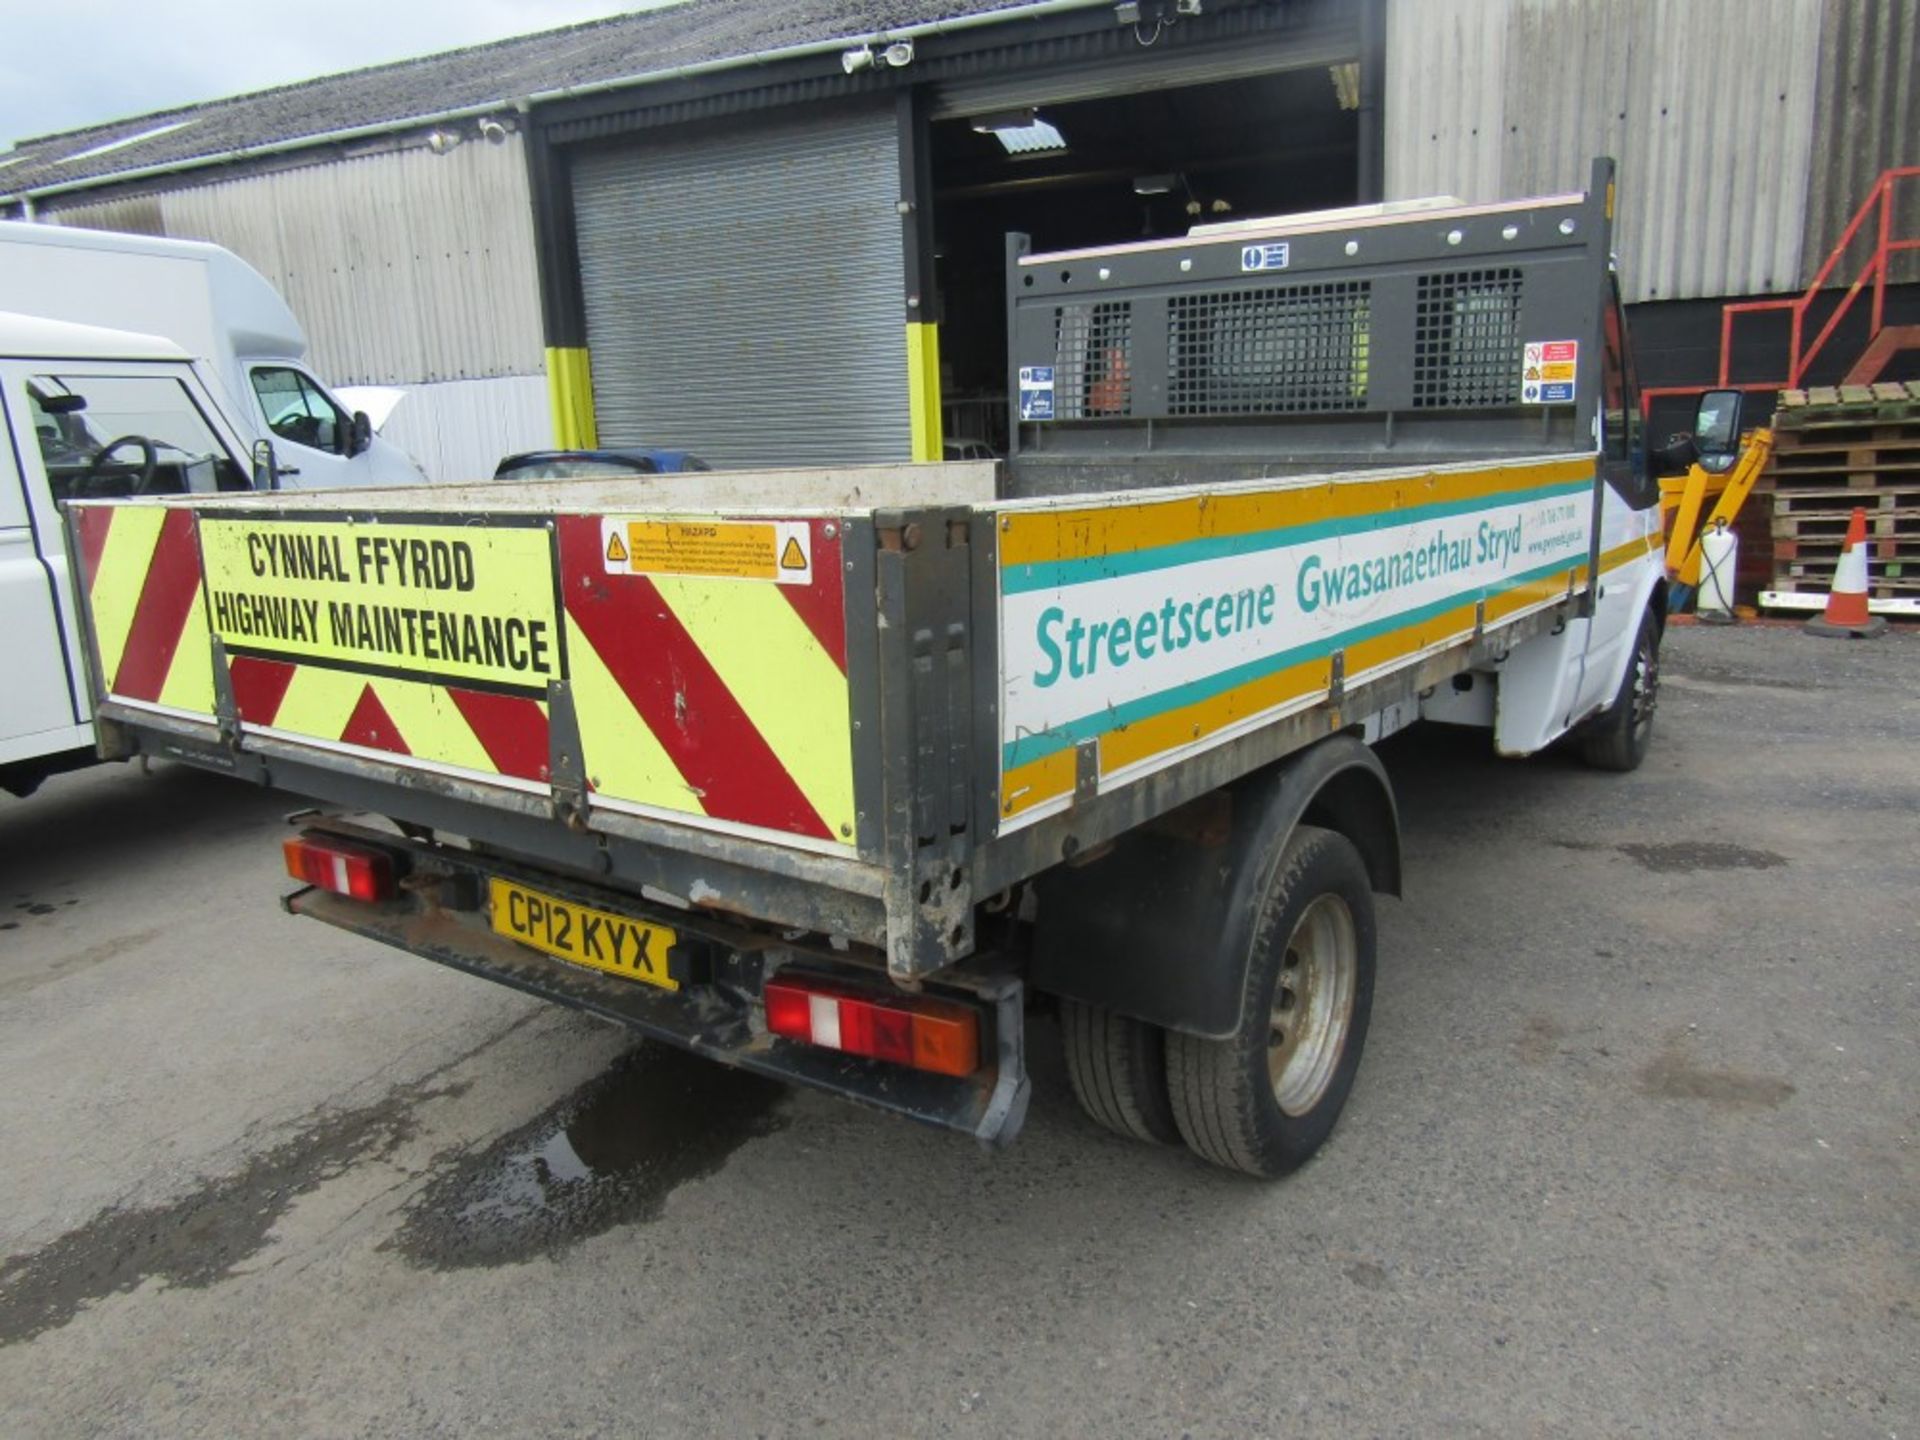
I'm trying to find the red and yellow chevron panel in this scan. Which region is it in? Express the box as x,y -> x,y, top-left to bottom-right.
555,515 -> 854,847
225,654 -> 552,784
72,503 -> 215,715
77,502 -> 856,852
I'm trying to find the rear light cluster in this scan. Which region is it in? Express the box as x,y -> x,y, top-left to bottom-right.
764,976 -> 981,1078
283,833 -> 397,902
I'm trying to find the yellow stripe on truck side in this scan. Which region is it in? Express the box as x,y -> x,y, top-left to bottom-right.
652,575 -> 856,840
1000,456 -> 1595,569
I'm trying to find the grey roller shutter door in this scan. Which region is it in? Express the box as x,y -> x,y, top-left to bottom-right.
572,105 -> 910,469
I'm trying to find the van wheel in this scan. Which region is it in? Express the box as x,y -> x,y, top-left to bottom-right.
1166,825 -> 1375,1178
1580,612 -> 1659,773
1061,999 -> 1181,1144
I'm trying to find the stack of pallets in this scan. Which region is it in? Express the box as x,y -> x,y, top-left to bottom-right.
1763,381 -> 1920,605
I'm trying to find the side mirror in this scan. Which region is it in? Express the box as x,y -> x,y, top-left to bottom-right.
250,438 -> 280,490
348,410 -> 374,457
1693,389 -> 1742,454
1691,388 -> 1743,472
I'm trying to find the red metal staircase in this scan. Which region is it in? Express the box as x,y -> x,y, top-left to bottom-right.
1642,165 -> 1920,412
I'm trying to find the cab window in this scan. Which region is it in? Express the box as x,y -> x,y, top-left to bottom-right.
1599,280 -> 1656,508
251,366 -> 345,453
27,373 -> 247,502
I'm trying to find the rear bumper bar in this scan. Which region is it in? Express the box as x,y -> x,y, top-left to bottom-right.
280,834 -> 1030,1147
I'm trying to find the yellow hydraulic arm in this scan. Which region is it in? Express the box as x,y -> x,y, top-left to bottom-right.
1665,428 -> 1773,589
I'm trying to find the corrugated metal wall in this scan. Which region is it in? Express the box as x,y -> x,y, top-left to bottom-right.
572,105 -> 911,467
1386,0 -> 1824,303
43,139 -> 545,385
1803,0 -> 1920,285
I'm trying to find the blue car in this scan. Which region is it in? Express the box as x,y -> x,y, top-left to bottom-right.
493,448 -> 710,480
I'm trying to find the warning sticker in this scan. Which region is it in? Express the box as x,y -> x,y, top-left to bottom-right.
1018,365 -> 1055,422
1522,340 -> 1579,404
601,517 -> 813,585
197,517 -> 562,696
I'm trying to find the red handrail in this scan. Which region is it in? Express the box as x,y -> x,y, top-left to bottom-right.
1718,165 -> 1920,389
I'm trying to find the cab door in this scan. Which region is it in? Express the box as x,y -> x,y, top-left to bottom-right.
0,379 -> 84,758
247,363 -> 364,488
1571,276 -> 1663,719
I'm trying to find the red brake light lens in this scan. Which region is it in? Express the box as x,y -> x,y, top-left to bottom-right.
763,977 -> 981,1078
283,834 -> 396,902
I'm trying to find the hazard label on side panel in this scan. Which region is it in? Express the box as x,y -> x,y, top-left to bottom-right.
1521,340 -> 1578,404
600,517 -> 812,584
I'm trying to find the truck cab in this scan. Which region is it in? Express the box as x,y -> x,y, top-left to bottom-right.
0,312 -> 255,795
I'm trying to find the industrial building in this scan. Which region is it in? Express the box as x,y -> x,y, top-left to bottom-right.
1,0 -> 1913,478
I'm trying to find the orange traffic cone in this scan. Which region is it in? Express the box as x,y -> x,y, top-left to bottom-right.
1804,507 -> 1888,638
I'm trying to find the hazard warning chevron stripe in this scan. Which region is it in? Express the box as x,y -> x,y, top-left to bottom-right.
79,501 -> 857,851
227,655 -> 552,785
555,515 -> 855,846
73,504 -> 215,715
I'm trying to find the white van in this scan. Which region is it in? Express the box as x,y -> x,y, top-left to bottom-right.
0,311 -> 270,795
0,221 -> 426,490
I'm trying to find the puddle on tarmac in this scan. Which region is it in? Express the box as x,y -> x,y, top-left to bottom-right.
0,1080 -> 450,1346
1553,839 -> 1788,873
387,1043 -> 788,1270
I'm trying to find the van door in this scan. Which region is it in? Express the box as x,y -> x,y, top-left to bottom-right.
247,363 -> 365,488
0,378 -> 86,762
1571,279 -> 1661,720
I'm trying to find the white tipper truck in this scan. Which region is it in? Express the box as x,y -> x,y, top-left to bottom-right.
57,160 -> 1684,1176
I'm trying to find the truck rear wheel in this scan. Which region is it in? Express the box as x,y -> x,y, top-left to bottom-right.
1580,611 -> 1659,773
1061,999 -> 1181,1145
1166,825 -> 1375,1178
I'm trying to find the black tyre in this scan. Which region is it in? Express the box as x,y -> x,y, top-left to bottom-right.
1580,611 -> 1659,773
1062,999 -> 1182,1145
1166,825 -> 1375,1178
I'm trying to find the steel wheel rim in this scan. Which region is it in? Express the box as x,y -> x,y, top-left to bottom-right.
1267,893 -> 1358,1116
1629,633 -> 1658,742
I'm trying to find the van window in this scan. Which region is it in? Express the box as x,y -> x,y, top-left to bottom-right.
28,374 -> 246,501
1600,283 -> 1642,466
252,366 -> 345,453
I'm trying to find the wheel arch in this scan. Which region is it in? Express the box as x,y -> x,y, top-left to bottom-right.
1029,733 -> 1401,1040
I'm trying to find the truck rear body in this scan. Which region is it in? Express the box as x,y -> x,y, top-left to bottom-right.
64,162 -> 1663,1149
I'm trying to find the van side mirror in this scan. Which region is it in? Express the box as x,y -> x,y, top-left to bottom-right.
251,438 -> 280,489
1692,388 -> 1742,462
348,410 -> 374,457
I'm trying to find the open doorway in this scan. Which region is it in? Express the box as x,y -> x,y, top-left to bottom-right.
930,65 -> 1360,455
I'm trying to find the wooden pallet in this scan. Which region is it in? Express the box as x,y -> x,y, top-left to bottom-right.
1772,507 -> 1920,542
1756,389 -> 1920,601
1774,381 -> 1920,423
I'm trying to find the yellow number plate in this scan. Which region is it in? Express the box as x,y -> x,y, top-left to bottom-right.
487,878 -> 679,992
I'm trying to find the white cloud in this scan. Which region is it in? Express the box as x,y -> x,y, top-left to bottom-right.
0,0 -> 664,149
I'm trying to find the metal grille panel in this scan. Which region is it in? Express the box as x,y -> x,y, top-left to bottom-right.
1052,302 -> 1133,418
1413,268 -> 1524,409
1167,281 -> 1371,416
572,106 -> 909,468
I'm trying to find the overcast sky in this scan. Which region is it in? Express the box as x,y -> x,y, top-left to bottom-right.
0,1 -> 672,150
